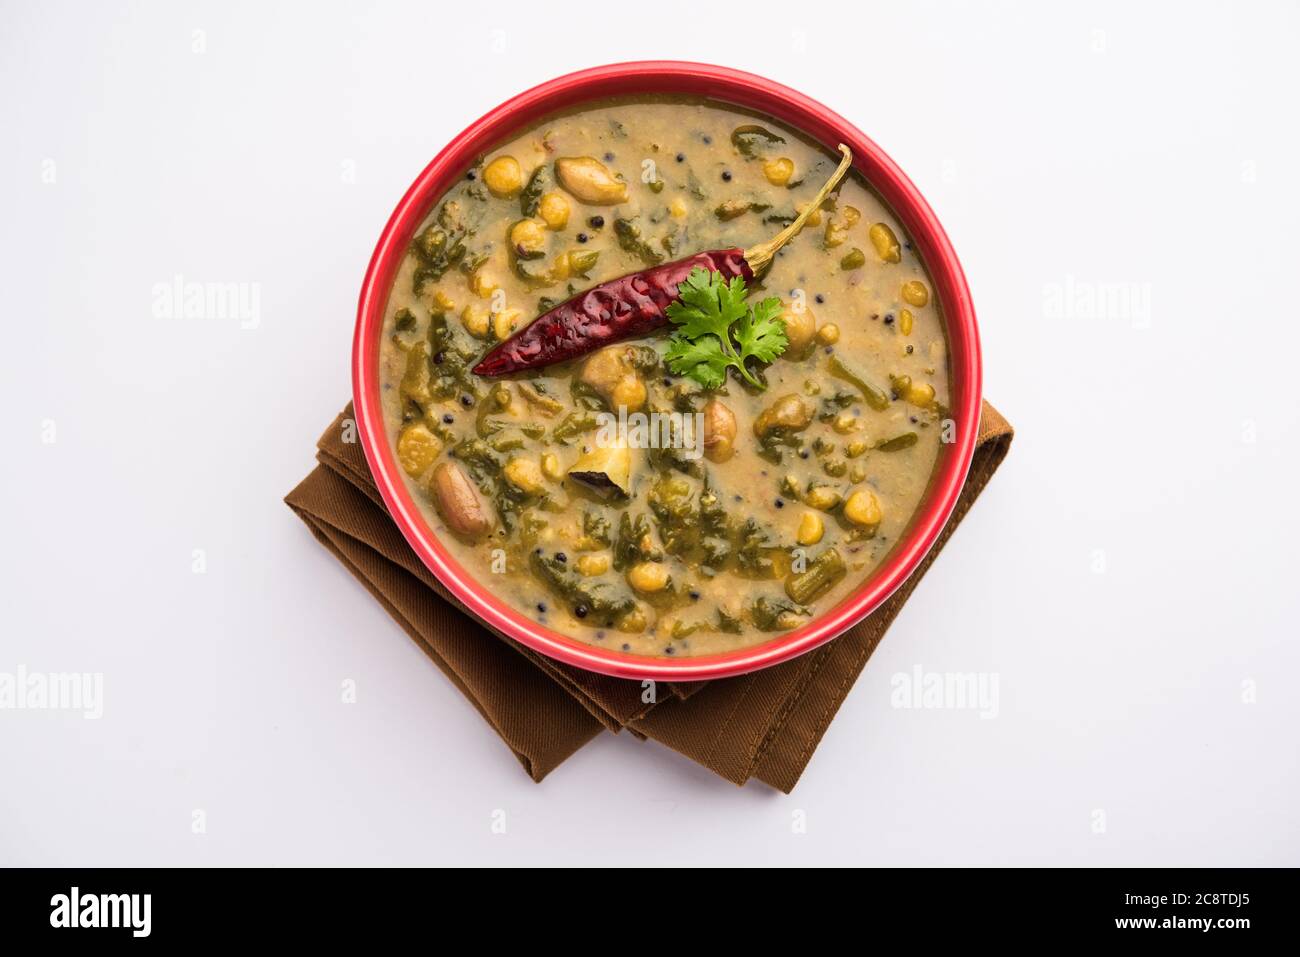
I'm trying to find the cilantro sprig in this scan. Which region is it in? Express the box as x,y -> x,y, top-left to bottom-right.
663,268 -> 788,389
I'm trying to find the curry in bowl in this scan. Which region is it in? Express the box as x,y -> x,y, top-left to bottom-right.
378,97 -> 949,658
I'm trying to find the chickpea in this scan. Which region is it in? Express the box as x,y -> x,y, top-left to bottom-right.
396,424 -> 441,477
906,381 -> 936,407
537,191 -> 570,230
627,561 -> 670,593
550,249 -> 599,282
845,439 -> 868,458
540,452 -> 564,481
431,462 -> 491,538
433,289 -> 456,312
868,223 -> 902,263
617,606 -> 648,633
702,398 -> 737,463
796,512 -> 825,546
493,307 -> 523,341
823,205 -> 860,248
754,395 -> 812,436
470,268 -> 499,298
781,303 -> 816,353
577,345 -> 625,390
849,464 -> 867,483
804,486 -> 842,511
483,156 -> 523,198
844,488 -> 883,528
461,303 -> 490,338
610,375 -> 647,411
579,346 -> 645,411
816,323 -> 840,345
577,554 -> 610,577
502,457 -> 545,494
555,156 -> 628,205
509,218 -> 547,258
832,412 -> 858,434
763,157 -> 795,186
902,279 -> 930,307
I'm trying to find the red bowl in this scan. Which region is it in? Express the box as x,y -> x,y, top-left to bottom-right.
353,61 -> 982,681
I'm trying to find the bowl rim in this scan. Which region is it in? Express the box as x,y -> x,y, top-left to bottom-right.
353,60 -> 982,681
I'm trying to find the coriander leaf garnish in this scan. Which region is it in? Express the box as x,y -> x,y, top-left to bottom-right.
663,335 -> 730,390
666,268 -> 750,340
664,268 -> 787,389
732,295 -> 788,366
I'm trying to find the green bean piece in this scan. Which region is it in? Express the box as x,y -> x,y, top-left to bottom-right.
714,198 -> 771,221
516,380 -> 564,415
551,410 -> 597,443
827,354 -> 890,411
785,548 -> 847,605
875,432 -> 919,452
398,341 -> 433,410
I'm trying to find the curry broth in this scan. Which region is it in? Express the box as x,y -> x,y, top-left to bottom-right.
378,97 -> 950,657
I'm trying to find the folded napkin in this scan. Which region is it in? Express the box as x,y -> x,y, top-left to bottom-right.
286,400 -> 1012,791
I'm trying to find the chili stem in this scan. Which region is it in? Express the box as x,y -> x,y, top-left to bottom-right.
744,144 -> 853,276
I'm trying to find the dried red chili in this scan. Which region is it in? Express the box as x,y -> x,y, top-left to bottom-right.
473,145 -> 853,377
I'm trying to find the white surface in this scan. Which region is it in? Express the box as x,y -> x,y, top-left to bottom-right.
2,0 -> 1297,867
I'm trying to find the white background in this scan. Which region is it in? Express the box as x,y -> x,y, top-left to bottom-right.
2,0 -> 1297,866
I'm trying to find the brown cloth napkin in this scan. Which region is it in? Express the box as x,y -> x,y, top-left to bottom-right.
286,400 -> 1012,791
